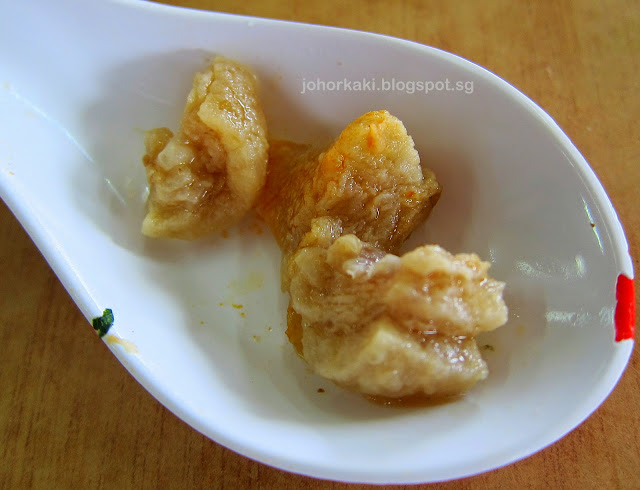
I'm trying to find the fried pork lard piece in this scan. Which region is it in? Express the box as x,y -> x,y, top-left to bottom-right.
257,110 -> 442,277
142,56 -> 268,239
258,110 -> 507,398
288,222 -> 507,397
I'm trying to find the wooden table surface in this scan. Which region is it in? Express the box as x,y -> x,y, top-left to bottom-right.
1,0 -> 639,488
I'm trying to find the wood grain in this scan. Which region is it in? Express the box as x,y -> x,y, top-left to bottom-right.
1,0 -> 638,488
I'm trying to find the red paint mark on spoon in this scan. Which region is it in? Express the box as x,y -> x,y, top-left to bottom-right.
615,274 -> 635,342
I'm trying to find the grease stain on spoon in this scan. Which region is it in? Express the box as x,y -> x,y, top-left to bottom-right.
104,334 -> 139,354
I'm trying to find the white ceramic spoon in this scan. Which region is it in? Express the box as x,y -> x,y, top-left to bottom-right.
0,0 -> 634,484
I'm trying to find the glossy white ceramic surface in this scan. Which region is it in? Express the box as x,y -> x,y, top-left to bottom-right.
0,0 -> 633,483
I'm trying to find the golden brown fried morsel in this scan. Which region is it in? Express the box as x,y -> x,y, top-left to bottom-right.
142,56 -> 268,239
257,110 -> 507,398
289,226 -> 507,339
256,110 -> 442,276
288,227 -> 507,397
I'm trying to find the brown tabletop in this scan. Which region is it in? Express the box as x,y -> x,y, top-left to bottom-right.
1,0 -> 638,488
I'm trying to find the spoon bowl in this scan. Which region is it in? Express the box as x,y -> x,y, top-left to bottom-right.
0,0 -> 633,483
